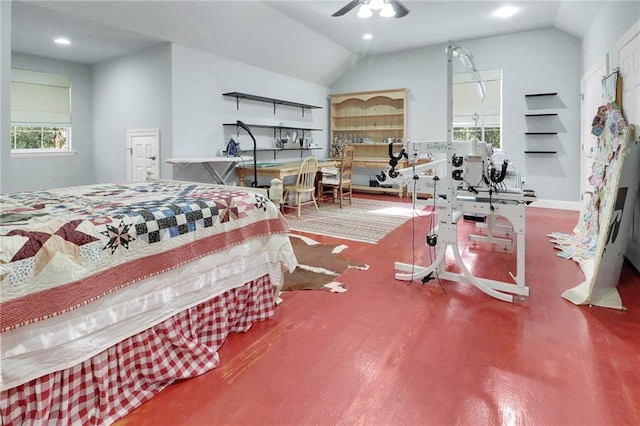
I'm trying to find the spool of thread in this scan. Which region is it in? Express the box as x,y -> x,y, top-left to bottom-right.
269,178 -> 284,205
470,137 -> 478,156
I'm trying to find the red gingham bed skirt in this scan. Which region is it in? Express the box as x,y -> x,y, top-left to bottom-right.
0,275 -> 275,425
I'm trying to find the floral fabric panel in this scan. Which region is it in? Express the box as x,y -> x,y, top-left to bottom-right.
549,75 -> 629,263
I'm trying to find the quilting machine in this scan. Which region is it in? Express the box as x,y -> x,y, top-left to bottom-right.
373,40 -> 537,302
376,139 -> 536,302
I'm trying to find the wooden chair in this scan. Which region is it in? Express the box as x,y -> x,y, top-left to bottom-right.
321,145 -> 354,208
283,157 -> 320,218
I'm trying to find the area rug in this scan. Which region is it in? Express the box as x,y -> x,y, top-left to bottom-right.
285,197 -> 417,243
282,234 -> 368,296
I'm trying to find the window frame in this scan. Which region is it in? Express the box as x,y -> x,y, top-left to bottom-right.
10,68 -> 74,157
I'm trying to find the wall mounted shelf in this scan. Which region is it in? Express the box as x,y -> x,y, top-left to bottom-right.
223,123 -> 321,132
222,92 -> 322,117
223,122 -> 321,147
226,147 -> 322,161
222,92 -> 324,163
524,92 -> 558,97
524,92 -> 561,151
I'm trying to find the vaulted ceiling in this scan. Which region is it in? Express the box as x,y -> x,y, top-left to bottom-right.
10,1 -> 605,86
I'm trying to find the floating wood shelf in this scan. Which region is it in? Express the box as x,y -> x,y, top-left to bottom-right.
525,113 -> 558,117
525,151 -> 557,154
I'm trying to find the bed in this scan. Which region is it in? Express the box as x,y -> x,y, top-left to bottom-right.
0,180 -> 297,425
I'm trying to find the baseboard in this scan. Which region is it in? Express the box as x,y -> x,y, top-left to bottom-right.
532,198 -> 581,211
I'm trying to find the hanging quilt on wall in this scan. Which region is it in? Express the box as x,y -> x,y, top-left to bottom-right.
548,71 -> 639,308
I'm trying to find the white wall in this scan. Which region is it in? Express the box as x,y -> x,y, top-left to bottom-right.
170,44 -> 329,186
331,29 -> 582,204
92,43 -> 172,183
581,5 -> 640,265
3,41 -> 329,190
6,53 -> 94,193
582,1 -> 640,72
0,1 -> 10,194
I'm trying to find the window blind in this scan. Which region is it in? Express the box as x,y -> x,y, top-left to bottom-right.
11,68 -> 71,126
453,70 -> 501,126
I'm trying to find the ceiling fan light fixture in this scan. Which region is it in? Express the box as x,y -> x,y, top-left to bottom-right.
357,4 -> 373,18
332,0 -> 409,19
379,3 -> 396,18
369,0 -> 385,11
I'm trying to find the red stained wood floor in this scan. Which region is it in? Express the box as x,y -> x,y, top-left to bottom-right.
117,195 -> 640,426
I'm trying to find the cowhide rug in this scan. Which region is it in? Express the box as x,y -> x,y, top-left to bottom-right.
283,234 -> 368,294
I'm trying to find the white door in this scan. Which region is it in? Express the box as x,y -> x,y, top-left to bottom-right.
127,129 -> 160,181
580,56 -> 608,196
617,20 -> 640,270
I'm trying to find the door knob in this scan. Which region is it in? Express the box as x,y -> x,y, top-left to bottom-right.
147,156 -> 157,160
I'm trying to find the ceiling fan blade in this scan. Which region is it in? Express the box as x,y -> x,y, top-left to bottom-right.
332,0 -> 362,17
390,0 -> 410,18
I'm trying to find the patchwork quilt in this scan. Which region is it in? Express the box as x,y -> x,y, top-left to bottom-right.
0,181 -> 288,332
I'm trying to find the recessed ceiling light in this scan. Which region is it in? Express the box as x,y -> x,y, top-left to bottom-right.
493,6 -> 518,18
54,38 -> 71,45
363,33 -> 373,40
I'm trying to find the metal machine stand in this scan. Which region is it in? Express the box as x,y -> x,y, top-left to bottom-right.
394,198 -> 529,303
469,213 -> 513,249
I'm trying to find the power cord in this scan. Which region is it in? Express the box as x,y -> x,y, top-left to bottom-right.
410,174 -> 417,284
420,175 -> 447,295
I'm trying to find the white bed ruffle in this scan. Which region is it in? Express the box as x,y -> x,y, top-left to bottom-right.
1,233 -> 297,391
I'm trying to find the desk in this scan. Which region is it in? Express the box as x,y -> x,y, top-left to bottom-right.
236,159 -> 338,186
166,156 -> 252,185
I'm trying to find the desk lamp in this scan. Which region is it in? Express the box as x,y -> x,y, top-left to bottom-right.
236,120 -> 258,187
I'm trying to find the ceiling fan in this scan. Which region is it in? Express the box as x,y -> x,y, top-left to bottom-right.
332,0 -> 410,19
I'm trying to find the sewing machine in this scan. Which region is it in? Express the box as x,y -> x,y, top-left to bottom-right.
376,138 -> 536,302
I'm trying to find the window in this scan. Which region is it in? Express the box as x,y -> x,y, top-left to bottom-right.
10,68 -> 72,156
452,69 -> 502,149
